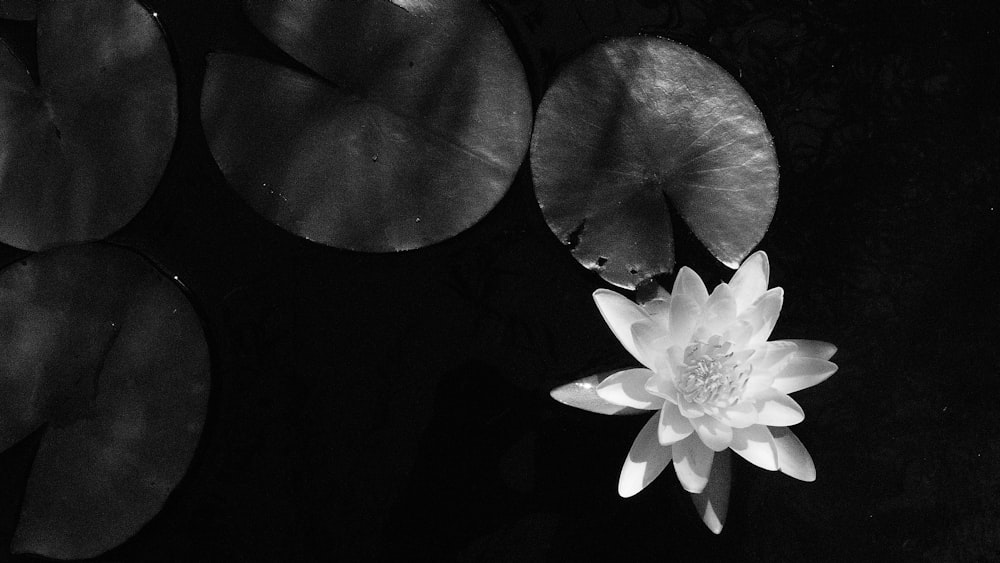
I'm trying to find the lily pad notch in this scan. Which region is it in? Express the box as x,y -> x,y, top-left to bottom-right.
530,36 -> 778,289
0,0 -> 178,251
202,0 -> 533,252
0,243 -> 210,560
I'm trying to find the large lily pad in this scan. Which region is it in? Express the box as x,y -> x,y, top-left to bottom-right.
0,0 -> 177,251
0,0 -> 34,21
531,36 -> 778,289
201,0 -> 532,251
0,244 -> 209,559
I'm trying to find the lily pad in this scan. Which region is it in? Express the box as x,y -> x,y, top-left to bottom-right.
530,36 -> 778,289
0,244 -> 209,560
0,0 -> 35,21
0,0 -> 177,251
201,0 -> 532,251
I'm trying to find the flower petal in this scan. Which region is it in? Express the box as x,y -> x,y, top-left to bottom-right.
754,389 -> 805,426
730,347 -> 755,367
742,373 -> 775,397
787,339 -> 838,361
770,357 -> 838,394
642,298 -> 672,331
703,283 -> 737,333
672,434 -> 715,493
730,424 -> 779,471
676,394 -> 704,419
770,426 -> 816,482
645,372 -> 678,403
693,415 -> 733,451
666,294 -> 701,346
619,414 -> 673,498
728,251 -> 769,314
549,373 -> 650,415
596,368 -> 662,410
690,449 -> 731,534
740,287 -> 783,346
749,340 -> 799,372
631,321 -> 667,371
593,289 -> 652,363
724,319 -> 755,349
671,267 -> 709,307
717,401 -> 758,428
642,293 -> 670,313
658,404 -> 694,445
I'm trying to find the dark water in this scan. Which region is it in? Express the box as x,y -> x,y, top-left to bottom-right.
1,0 -> 997,560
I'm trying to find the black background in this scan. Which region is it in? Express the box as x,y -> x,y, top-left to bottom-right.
1,0 -> 998,560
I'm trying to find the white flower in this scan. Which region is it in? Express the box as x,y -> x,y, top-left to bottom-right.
591,251 -> 837,533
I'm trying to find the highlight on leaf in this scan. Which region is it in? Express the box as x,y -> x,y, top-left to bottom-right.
0,0 -> 177,251
530,36 -> 778,289
0,243 -> 210,560
201,0 -> 532,252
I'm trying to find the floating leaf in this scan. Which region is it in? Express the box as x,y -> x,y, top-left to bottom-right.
201,0 -> 532,251
549,370 -> 646,416
0,0 -> 177,251
0,0 -> 35,21
0,244 -> 209,559
531,36 -> 778,289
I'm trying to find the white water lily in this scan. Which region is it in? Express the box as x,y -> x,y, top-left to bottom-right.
591,251 -> 837,533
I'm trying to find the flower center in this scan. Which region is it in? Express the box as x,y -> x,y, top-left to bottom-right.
675,335 -> 750,406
